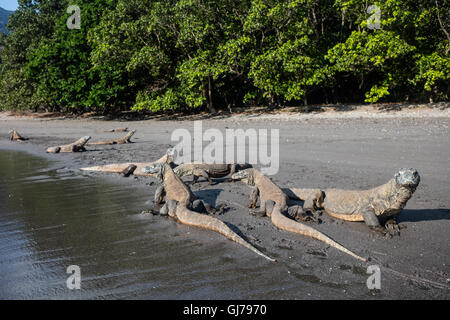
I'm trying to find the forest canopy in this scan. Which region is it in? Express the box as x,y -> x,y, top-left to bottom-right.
0,0 -> 448,114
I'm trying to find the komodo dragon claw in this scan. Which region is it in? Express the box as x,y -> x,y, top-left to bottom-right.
384,218 -> 405,237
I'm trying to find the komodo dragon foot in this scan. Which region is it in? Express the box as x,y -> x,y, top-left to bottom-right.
121,164 -> 137,177
287,205 -> 320,223
141,202 -> 163,215
249,208 -> 266,218
385,218 -> 406,236
191,200 -> 227,215
370,218 -> 406,238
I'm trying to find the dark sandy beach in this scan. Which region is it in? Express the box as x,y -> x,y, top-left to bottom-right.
0,106 -> 449,299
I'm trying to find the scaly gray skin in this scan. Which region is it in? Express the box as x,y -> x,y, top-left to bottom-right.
141,163 -> 275,262
173,163 -> 252,184
232,168 -> 367,262
286,168 -> 420,236
46,136 -> 91,153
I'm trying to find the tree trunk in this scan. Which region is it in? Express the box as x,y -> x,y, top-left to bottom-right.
207,76 -> 216,113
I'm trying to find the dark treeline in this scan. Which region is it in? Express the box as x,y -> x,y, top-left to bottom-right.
0,0 -> 448,114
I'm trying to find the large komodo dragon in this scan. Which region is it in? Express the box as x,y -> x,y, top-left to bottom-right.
87,130 -> 136,146
9,130 -> 28,142
231,168 -> 367,262
46,136 -> 91,153
80,148 -> 175,177
174,163 -> 252,184
141,163 -> 276,262
286,168 -> 420,236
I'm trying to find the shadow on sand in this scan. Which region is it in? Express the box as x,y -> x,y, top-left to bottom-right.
398,208 -> 450,223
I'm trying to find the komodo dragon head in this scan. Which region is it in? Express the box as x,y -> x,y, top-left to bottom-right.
166,147 -> 176,165
395,168 -> 420,191
231,168 -> 255,185
142,162 -> 166,181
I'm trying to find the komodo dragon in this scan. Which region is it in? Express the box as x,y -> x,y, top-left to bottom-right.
80,147 -> 175,177
141,163 -> 276,262
231,168 -> 367,262
46,136 -> 91,153
174,163 -> 252,184
9,130 -> 28,142
104,127 -> 128,132
87,130 -> 135,146
286,168 -> 420,236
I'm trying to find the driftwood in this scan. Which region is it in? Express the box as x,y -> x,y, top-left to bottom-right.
87,130 -> 135,146
103,127 -> 128,133
9,130 -> 28,142
46,136 -> 91,153
79,148 -> 175,177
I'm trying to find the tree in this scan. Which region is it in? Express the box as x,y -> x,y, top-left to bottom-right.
0,0 -> 66,111
25,0 -> 117,113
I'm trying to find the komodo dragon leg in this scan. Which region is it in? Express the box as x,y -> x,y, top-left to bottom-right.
159,199 -> 178,217
153,186 -> 224,215
225,164 -> 238,182
262,199 -> 316,223
155,198 -> 225,216
367,212 -> 404,237
362,208 -> 400,237
249,186 -> 259,209
191,169 -> 214,185
191,199 -> 228,215
248,186 -> 269,218
121,164 -> 137,177
154,186 -> 165,204
250,187 -> 315,222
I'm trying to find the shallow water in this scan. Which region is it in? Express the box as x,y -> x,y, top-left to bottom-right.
0,150 -> 300,299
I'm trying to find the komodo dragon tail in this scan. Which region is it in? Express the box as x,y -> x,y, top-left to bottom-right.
176,207 -> 276,262
271,204 -> 367,262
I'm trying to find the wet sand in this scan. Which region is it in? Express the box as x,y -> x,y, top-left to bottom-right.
0,106 -> 449,299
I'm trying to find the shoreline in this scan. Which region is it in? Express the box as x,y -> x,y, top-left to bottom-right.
1,110 -> 449,299
1,102 -> 449,123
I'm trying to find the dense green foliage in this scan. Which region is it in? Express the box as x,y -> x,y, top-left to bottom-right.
0,0 -> 448,113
